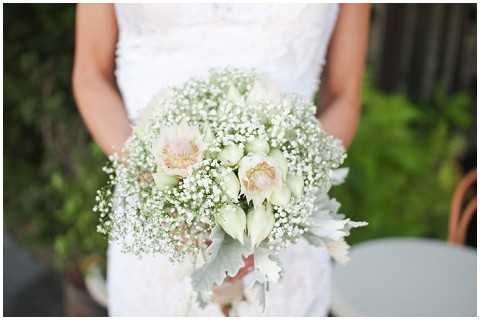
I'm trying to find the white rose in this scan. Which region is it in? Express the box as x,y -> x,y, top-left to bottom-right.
215,204 -> 246,244
246,137 -> 270,155
247,204 -> 275,248
217,169 -> 240,200
238,155 -> 283,208
286,173 -> 304,198
268,185 -> 291,207
217,143 -> 244,167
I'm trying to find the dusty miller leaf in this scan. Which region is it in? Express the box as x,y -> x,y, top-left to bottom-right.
329,167 -> 349,186
254,248 -> 282,283
191,229 -> 252,295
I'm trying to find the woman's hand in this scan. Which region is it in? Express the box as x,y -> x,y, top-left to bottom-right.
226,255 -> 254,283
212,255 -> 254,315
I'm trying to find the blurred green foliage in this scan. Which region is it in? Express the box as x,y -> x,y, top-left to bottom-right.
4,4 -> 474,273
334,80 -> 472,244
4,4 -> 107,271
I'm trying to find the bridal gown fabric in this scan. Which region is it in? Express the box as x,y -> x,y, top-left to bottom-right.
108,4 -> 339,316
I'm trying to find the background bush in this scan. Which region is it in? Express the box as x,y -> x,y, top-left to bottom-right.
4,4 -> 107,272
333,80 -> 472,244
4,4 -> 476,275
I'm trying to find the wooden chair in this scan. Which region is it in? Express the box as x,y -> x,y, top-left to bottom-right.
448,169 -> 477,245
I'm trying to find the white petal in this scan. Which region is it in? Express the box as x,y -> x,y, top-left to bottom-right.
246,137 -> 270,155
218,144 -> 244,166
286,173 -> 304,198
153,169 -> 179,190
269,149 -> 288,180
268,185 -> 291,207
226,85 -> 245,105
217,170 -> 240,200
247,204 -> 275,248
215,205 -> 246,244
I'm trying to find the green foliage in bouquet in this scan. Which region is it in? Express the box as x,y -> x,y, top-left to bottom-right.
332,79 -> 472,244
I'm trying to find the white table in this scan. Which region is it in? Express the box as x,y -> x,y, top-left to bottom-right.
331,237 -> 477,316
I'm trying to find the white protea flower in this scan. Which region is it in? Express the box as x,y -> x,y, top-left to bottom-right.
246,75 -> 282,104
269,149 -> 288,180
216,169 -> 240,200
152,121 -> 206,177
268,185 -> 291,207
238,155 -> 283,208
153,168 -> 179,190
286,173 -> 304,198
215,204 -> 247,244
217,143 -> 244,166
247,204 -> 275,248
246,137 -> 270,155
326,239 -> 351,264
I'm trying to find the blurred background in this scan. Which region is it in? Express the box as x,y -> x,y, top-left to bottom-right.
4,3 -> 477,316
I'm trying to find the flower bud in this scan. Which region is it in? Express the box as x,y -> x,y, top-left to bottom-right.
153,169 -> 179,190
217,170 -> 240,200
286,173 -> 304,198
247,204 -> 275,248
246,137 -> 270,155
268,185 -> 291,207
269,149 -> 288,180
216,204 -> 246,244
218,144 -> 244,166
227,85 -> 244,105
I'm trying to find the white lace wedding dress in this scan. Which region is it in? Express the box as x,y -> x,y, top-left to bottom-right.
108,3 -> 339,316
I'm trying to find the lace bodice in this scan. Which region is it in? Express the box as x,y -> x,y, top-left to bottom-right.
109,4 -> 338,316
114,3 -> 338,121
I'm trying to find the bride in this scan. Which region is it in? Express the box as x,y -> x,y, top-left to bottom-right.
72,3 -> 370,316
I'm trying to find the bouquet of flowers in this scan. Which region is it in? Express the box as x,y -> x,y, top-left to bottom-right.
95,68 -> 366,308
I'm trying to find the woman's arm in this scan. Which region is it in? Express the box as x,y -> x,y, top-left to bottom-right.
316,4 -> 371,148
72,4 -> 131,156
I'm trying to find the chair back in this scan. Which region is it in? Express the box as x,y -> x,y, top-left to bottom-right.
448,169 -> 477,244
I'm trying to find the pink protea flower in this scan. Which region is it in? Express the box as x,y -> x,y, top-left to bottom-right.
238,155 -> 283,208
153,121 -> 206,177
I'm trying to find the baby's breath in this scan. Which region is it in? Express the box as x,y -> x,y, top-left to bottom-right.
95,68 -> 346,261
